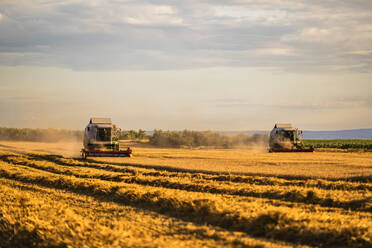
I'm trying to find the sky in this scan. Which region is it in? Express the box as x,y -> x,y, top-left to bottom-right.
0,0 -> 371,131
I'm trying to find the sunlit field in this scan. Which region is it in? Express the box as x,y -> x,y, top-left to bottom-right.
0,141 -> 371,247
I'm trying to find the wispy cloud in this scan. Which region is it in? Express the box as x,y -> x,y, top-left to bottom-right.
0,0 -> 371,71
215,96 -> 372,110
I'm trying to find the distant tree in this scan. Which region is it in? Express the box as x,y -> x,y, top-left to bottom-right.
128,130 -> 137,140
136,129 -> 147,139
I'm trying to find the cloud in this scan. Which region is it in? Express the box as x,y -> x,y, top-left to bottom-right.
348,50 -> 372,55
254,48 -> 296,56
0,0 -> 371,71
214,95 -> 372,110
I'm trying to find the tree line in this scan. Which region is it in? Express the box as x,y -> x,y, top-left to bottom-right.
0,127 -> 83,142
149,129 -> 268,148
0,127 -> 269,148
0,127 -> 148,142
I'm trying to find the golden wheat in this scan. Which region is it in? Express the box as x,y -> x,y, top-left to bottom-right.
0,141 -> 371,247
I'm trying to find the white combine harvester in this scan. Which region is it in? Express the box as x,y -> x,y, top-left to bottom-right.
269,123 -> 314,152
81,118 -> 132,160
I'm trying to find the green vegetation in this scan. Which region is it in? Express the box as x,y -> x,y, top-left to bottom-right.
304,139 -> 372,150
0,127 -> 83,142
149,129 -> 268,148
0,127 -> 148,142
118,129 -> 147,140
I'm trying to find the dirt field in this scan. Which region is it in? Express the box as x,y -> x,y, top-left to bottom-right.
0,141 -> 371,247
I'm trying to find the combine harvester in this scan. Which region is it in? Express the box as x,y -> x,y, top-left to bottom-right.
269,123 -> 314,152
81,118 -> 132,160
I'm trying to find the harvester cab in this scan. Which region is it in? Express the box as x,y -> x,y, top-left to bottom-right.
269,124 -> 314,152
81,118 -> 132,159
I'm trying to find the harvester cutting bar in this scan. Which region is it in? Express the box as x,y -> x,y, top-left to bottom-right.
81,148 -> 132,160
269,147 -> 314,153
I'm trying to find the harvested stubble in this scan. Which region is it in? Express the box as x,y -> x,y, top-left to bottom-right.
0,146 -> 371,248
1,154 -> 371,213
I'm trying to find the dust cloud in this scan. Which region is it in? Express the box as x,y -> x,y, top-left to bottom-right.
276,140 -> 296,150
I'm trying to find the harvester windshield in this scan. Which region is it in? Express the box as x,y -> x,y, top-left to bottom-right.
96,128 -> 111,141
282,130 -> 294,141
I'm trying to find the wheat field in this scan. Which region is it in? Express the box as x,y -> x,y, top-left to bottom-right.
0,141 -> 371,248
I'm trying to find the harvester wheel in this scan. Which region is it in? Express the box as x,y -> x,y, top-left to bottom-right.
81,151 -> 87,160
